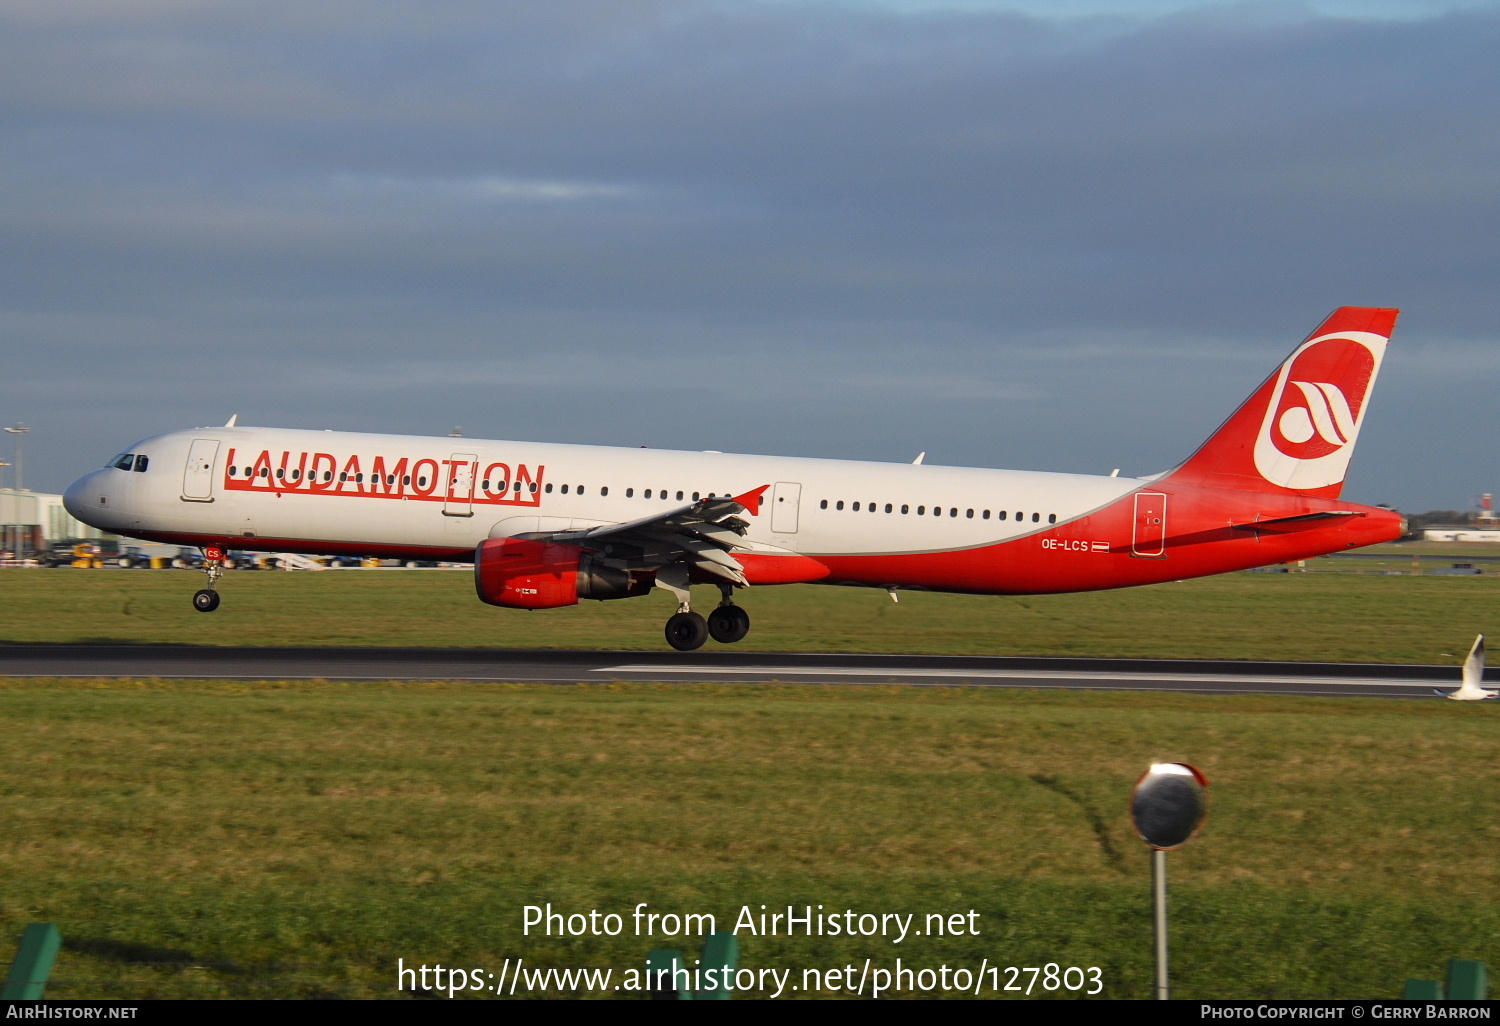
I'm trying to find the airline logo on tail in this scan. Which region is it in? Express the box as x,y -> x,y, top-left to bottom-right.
1253,330 -> 1387,490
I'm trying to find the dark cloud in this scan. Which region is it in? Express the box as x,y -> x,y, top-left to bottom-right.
0,1 -> 1495,510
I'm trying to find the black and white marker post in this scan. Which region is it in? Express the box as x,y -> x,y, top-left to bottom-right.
1129,763 -> 1209,1001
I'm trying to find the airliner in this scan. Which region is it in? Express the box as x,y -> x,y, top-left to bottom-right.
64,307 -> 1404,651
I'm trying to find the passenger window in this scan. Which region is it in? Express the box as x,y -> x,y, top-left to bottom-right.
1032,512 -> 1040,522
355,473 -> 363,483
387,475 -> 395,485
884,503 -> 892,513
999,511 -> 1007,520
645,489 -> 652,499
1049,514 -> 1057,524
561,484 -> 569,494
869,503 -> 876,513
134,455 -> 149,473
901,504 -> 909,514
545,483 -> 553,493
326,472 -> 333,482
917,506 -> 925,515
481,480 -> 489,490
262,468 -> 270,478
626,488 -> 634,497
948,508 -> 956,517
982,510 -> 990,519
676,491 -> 684,500
418,477 -> 427,487
402,475 -> 410,486
836,500 -> 844,510
692,492 -> 700,501
276,469 -> 284,480
228,466 -> 238,477
853,502 -> 860,511
530,483 -> 538,493
820,499 -> 828,509
966,509 -> 973,518
340,473 -> 347,482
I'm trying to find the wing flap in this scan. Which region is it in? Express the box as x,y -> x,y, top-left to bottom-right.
531,483 -> 771,588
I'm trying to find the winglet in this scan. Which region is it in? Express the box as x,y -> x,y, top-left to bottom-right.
225,414 -> 239,427
732,484 -> 771,516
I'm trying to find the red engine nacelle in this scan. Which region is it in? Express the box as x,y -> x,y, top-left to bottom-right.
474,537 -> 650,609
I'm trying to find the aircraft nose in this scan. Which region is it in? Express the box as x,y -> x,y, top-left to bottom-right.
63,469 -> 105,523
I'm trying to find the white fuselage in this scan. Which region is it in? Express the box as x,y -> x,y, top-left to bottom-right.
66,425 -> 1141,563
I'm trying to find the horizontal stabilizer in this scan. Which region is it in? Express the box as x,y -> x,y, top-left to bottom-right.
1232,511 -> 1363,532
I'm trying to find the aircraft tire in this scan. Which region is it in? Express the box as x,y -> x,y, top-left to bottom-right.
192,589 -> 221,613
707,606 -> 750,644
664,611 -> 708,652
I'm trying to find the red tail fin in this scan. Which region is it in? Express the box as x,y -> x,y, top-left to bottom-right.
1163,307 -> 1398,499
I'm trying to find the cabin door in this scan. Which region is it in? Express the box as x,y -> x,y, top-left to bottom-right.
1131,492 -> 1168,558
182,439 -> 220,502
770,481 -> 802,534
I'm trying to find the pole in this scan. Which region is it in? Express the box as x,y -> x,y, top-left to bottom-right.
3,425 -> 27,492
1154,847 -> 1169,1000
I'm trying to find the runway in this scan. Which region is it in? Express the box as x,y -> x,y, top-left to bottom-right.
0,644 -> 1484,698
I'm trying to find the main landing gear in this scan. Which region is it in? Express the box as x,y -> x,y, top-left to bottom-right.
707,604 -> 750,644
192,545 -> 226,613
663,583 -> 752,652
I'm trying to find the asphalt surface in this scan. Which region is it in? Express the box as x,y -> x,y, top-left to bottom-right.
0,644 -> 1486,698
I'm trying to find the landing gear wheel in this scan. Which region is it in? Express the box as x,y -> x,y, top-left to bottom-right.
707,605 -> 750,644
664,611 -> 708,652
193,589 -> 221,613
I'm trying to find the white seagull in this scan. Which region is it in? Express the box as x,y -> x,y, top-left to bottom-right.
1437,635 -> 1497,700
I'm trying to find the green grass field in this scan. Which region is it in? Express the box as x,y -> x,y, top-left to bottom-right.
1,569 -> 1496,999
0,679 -> 1495,999
1,566 -> 1496,663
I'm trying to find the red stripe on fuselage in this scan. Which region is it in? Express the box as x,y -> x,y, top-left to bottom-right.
119,482 -> 1401,593
117,528 -> 475,562
813,486 -> 1402,594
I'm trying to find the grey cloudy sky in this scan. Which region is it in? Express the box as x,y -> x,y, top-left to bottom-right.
1,0 -> 1496,511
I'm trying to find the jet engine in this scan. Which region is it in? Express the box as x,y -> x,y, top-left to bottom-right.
474,537 -> 649,609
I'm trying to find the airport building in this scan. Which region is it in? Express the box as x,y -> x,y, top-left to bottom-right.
1421,529 -> 1500,543
0,488 -> 114,555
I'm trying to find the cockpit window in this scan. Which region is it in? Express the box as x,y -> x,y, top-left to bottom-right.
111,454 -> 135,470
133,455 -> 149,473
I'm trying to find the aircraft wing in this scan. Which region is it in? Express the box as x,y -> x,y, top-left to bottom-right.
544,484 -> 770,586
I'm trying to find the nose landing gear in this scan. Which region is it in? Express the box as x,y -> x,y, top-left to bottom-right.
192,545 -> 226,613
